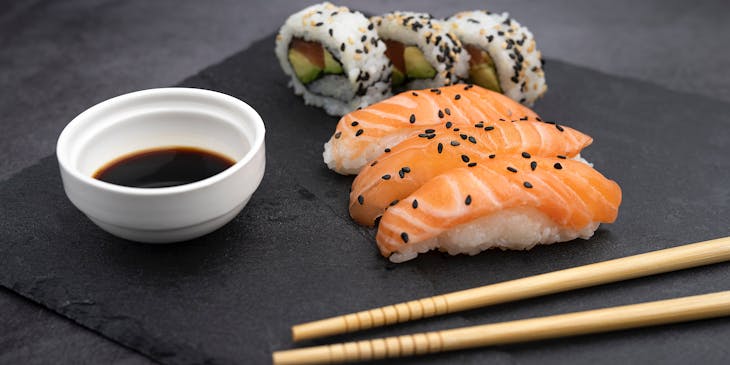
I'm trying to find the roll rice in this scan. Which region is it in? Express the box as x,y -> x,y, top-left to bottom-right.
448,10 -> 547,106
373,12 -> 469,90
275,2 -> 391,116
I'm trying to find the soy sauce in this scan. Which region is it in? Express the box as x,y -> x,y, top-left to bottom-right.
94,147 -> 236,188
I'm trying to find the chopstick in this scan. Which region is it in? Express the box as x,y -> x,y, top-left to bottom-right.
273,290 -> 730,365
293,236 -> 730,341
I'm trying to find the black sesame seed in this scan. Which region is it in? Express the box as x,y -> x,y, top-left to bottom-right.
468,162 -> 477,167
412,200 -> 418,209
389,199 -> 399,206
554,162 -> 563,170
484,126 -> 494,131
460,134 -> 467,140
334,131 -> 342,139
437,142 -> 443,153
438,110 -> 444,118
523,181 -> 533,189
427,134 -> 436,139
511,76 -> 519,83
468,136 -> 477,144
412,92 -> 418,96
382,174 -> 391,180
315,22 -> 323,26
486,35 -> 494,42
489,154 -> 496,159
556,124 -> 564,132
475,122 -> 484,128
418,133 -> 429,138
341,43 -> 346,51
498,31 -> 504,36
402,167 -> 410,173
530,161 -> 537,171
557,155 -> 566,159
371,160 -> 378,167
450,140 -> 460,146
384,148 -> 391,153
461,155 -> 470,163
361,35 -> 367,42
409,114 -> 416,124
351,121 -> 359,126
520,116 -> 529,121
328,29 -> 333,36
424,128 -> 435,133
522,152 -> 531,158
507,166 -> 517,173
368,23 -> 374,30
444,108 -> 451,115
401,232 -> 409,243
465,195 -> 472,205
445,121 -> 453,128
453,127 -> 460,132
355,129 -> 364,136
357,195 -> 364,205
455,94 -> 461,100
399,170 -> 405,178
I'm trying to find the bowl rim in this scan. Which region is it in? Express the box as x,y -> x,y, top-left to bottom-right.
56,87 -> 266,196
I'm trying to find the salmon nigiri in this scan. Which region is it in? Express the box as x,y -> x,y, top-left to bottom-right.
350,120 -> 593,226
323,84 -> 539,175
375,156 -> 622,262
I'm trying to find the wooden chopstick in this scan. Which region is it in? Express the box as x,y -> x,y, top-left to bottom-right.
274,290 -> 730,364
292,236 -> 730,341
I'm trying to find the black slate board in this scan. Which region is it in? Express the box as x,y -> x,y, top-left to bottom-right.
2,34 -> 730,364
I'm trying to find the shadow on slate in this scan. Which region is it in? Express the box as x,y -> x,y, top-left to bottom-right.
1,33 -> 730,365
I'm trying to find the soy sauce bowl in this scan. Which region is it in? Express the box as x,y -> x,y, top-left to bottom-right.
56,88 -> 266,243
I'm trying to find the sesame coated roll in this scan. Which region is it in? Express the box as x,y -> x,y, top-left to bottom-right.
447,10 -> 547,106
275,2 -> 391,116
372,12 -> 469,91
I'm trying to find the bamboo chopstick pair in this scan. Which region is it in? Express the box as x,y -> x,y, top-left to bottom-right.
273,236 -> 730,364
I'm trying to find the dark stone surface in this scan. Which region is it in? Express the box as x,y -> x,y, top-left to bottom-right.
2,33 -> 730,364
1,1 -> 729,364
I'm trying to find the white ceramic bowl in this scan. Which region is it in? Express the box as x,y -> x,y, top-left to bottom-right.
56,88 -> 266,243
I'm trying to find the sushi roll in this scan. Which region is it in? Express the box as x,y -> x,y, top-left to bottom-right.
372,12 -> 469,91
349,121 -> 593,226
323,84 -> 539,175
447,10 -> 547,106
375,156 -> 622,262
275,3 -> 391,116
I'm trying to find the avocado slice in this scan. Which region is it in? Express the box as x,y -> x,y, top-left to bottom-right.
464,44 -> 502,93
470,64 -> 502,93
288,48 -> 322,84
323,48 -> 343,74
391,67 -> 405,86
404,46 -> 436,79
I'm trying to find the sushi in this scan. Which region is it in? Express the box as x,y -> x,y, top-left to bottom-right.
275,3 -> 391,116
373,12 -> 469,91
375,156 -> 622,262
350,121 -> 592,226
323,84 -> 539,175
448,10 -> 547,105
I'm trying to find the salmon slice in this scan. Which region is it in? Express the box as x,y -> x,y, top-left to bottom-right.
323,84 -> 540,175
350,120 -> 592,226
375,156 -> 622,262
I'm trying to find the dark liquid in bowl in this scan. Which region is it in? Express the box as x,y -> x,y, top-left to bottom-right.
93,147 -> 236,188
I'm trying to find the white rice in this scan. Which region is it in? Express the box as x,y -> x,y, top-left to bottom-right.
275,2 -> 391,116
389,206 -> 599,263
373,11 -> 469,89
447,10 -> 547,106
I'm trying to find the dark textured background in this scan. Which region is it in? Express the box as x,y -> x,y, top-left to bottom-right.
1,1 -> 729,364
